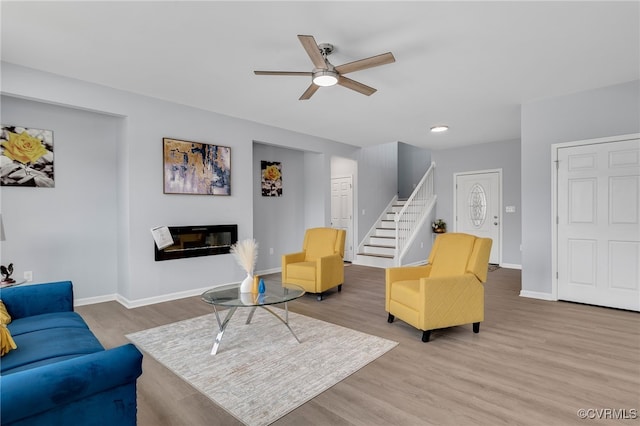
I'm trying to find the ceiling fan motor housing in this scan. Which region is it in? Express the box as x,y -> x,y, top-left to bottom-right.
318,43 -> 334,57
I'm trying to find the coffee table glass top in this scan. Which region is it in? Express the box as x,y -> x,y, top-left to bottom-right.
201,280 -> 305,307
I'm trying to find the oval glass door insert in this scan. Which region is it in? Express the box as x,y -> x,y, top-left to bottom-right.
468,183 -> 487,228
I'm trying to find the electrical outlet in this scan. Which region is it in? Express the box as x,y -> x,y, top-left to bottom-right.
24,271 -> 33,282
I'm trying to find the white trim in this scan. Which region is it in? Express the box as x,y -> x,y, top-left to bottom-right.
550,143 -> 559,301
74,294 -> 117,307
519,290 -> 556,301
551,133 -> 640,150
551,133 -> 640,303
453,168 -> 503,265
499,263 -> 521,270
76,267 -> 283,309
117,282 -> 235,309
404,260 -> 428,267
256,267 -> 281,276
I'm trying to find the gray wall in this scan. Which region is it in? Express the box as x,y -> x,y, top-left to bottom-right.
431,139 -> 522,266
354,142 -> 398,242
0,96 -> 121,300
521,79 -> 640,296
6,63 -> 632,304
252,143 -> 306,272
397,142 -> 431,199
1,62 -> 358,305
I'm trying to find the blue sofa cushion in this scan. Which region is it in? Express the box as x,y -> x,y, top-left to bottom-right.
1,344 -> 143,426
1,326 -> 104,375
8,311 -> 89,336
0,281 -> 74,319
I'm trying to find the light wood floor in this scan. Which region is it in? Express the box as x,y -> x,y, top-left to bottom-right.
76,265 -> 639,426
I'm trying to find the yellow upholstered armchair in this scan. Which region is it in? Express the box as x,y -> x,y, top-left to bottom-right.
282,227 -> 346,301
385,233 -> 492,342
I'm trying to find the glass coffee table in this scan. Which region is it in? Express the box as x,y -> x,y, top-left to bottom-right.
201,280 -> 305,355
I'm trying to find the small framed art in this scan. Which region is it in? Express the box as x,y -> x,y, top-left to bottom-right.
0,125 -> 54,187
261,161 -> 282,197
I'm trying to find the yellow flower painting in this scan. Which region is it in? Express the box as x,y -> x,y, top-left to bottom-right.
263,164 -> 281,181
261,161 -> 282,197
0,126 -> 54,187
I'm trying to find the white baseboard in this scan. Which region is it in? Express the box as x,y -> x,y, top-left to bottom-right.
75,294 -> 117,307
78,267 -> 284,309
117,283 -> 236,309
519,290 -> 556,301
500,263 -> 522,270
255,267 -> 281,276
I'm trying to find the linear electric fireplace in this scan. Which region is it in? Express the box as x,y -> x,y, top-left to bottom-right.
154,224 -> 238,261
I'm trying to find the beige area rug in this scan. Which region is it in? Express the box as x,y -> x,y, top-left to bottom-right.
126,308 -> 398,426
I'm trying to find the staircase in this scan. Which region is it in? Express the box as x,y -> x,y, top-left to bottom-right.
355,162 -> 436,268
355,200 -> 408,268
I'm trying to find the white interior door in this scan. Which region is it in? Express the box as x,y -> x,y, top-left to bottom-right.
331,176 -> 354,262
557,138 -> 639,311
455,171 -> 501,264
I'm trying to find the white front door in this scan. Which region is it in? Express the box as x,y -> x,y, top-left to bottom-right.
455,171 -> 501,264
557,137 -> 639,311
331,176 -> 354,262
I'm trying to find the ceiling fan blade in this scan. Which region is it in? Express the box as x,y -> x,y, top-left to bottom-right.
254,71 -> 312,76
298,35 -> 327,69
337,76 -> 377,96
335,52 -> 396,75
299,84 -> 320,100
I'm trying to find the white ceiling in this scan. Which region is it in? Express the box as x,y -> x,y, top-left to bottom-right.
1,1 -> 638,150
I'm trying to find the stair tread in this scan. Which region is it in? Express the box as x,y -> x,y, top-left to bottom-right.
357,253 -> 394,259
364,244 -> 396,248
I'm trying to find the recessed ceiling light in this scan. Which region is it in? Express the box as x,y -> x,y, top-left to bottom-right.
430,125 -> 449,133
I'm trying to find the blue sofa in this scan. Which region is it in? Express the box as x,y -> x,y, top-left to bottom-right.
0,281 -> 143,426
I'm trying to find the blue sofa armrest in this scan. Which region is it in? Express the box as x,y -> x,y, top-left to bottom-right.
0,343 -> 143,425
0,281 -> 74,319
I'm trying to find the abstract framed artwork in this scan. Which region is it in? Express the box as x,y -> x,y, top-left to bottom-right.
0,125 -> 54,187
163,138 -> 231,195
261,161 -> 282,197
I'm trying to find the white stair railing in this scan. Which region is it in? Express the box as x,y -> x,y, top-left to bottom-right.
394,162 -> 436,265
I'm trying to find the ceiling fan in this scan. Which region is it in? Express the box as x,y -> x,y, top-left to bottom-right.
254,35 -> 396,100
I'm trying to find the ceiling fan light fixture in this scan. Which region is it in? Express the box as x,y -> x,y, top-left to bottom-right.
312,69 -> 338,87
430,125 -> 449,133
254,35 -> 395,99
